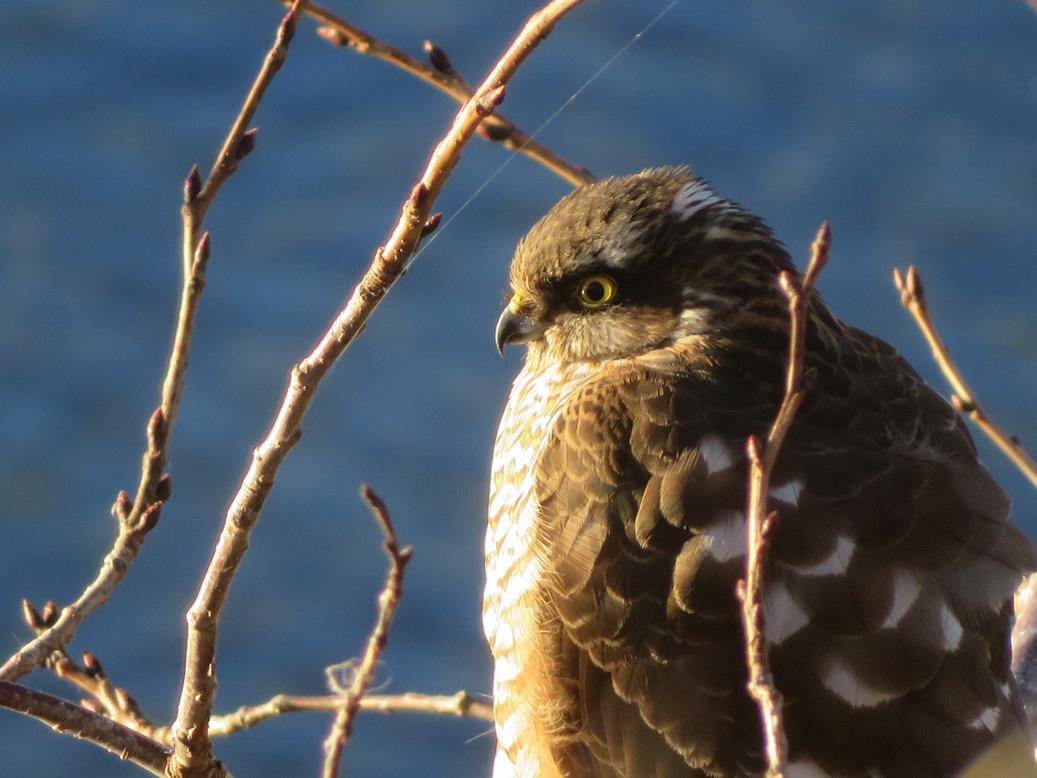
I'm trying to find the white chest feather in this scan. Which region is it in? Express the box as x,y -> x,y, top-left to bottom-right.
484,354 -> 594,777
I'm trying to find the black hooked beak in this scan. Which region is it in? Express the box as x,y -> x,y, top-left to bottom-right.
495,307 -> 541,355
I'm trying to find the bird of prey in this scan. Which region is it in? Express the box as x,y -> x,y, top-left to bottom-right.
484,167 -> 1037,778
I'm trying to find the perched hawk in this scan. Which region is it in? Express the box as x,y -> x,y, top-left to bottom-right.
484,167 -> 1037,778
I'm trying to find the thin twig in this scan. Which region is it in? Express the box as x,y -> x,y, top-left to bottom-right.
0,23 -> 260,695
0,681 -> 169,777
167,3 -> 584,777
296,0 -> 594,188
321,486 -> 412,778
739,223 -> 831,778
203,690 -> 493,740
25,611 -> 491,744
892,265 -> 1037,490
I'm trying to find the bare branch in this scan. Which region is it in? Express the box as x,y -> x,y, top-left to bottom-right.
739,223 -> 831,778
200,690 -> 493,740
167,3 -> 585,776
321,486 -> 412,778
893,265 -> 1037,490
0,681 -> 169,777
0,0 -> 298,693
298,0 -> 594,187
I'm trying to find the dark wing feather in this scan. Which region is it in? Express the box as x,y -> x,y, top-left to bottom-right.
533,337 -> 1037,778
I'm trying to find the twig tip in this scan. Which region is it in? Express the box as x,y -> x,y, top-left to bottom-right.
21,599 -> 43,631
183,165 -> 201,204
423,40 -> 456,76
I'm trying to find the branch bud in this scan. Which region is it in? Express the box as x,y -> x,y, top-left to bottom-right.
183,165 -> 201,204
139,502 -> 162,532
475,85 -> 506,117
279,10 -> 297,44
114,687 -> 132,711
951,395 -> 977,415
235,128 -> 258,161
156,473 -> 173,503
421,213 -> 442,238
194,232 -> 211,266
112,490 -> 132,521
410,182 -> 428,209
147,408 -> 166,449
22,599 -> 43,630
41,600 -> 59,627
316,26 -> 346,46
477,123 -> 512,143
423,41 -> 456,76
83,652 -> 105,679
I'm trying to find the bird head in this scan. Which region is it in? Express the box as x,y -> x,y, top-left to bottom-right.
495,167 -> 796,364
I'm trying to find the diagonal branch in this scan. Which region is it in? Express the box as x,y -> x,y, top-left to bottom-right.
892,265 -> 1037,490
0,681 -> 169,777
296,0 -> 594,187
321,486 -> 412,778
739,223 -> 831,778
167,3 -> 586,777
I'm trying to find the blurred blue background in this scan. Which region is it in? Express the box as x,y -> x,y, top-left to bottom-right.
2,0 -> 1036,775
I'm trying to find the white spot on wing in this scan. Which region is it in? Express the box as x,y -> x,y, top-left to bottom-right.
794,535 -> 855,577
770,479 -> 803,506
939,602 -> 963,650
969,706 -> 1000,733
703,510 -> 747,562
883,572 -> 921,629
763,581 -> 810,645
786,761 -> 836,778
823,660 -> 899,707
671,180 -> 720,220
699,436 -> 736,474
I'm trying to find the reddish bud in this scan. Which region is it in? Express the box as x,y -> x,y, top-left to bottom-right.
316,26 -> 345,46
280,11 -> 297,44
114,687 -> 132,711
423,41 -> 455,76
22,599 -> 43,630
156,473 -> 173,502
235,128 -> 258,161
183,165 -> 201,204
147,408 -> 166,448
475,86 -> 505,118
477,123 -> 512,143
410,182 -> 428,208
951,395 -> 977,414
82,652 -> 105,679
41,601 -> 59,626
139,502 -> 162,532
194,232 -> 211,265
421,213 -> 442,238
111,490 -> 132,521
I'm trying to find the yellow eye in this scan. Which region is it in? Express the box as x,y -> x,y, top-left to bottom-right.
577,275 -> 618,308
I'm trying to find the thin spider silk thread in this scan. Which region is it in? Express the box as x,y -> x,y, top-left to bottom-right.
404,0 -> 684,272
